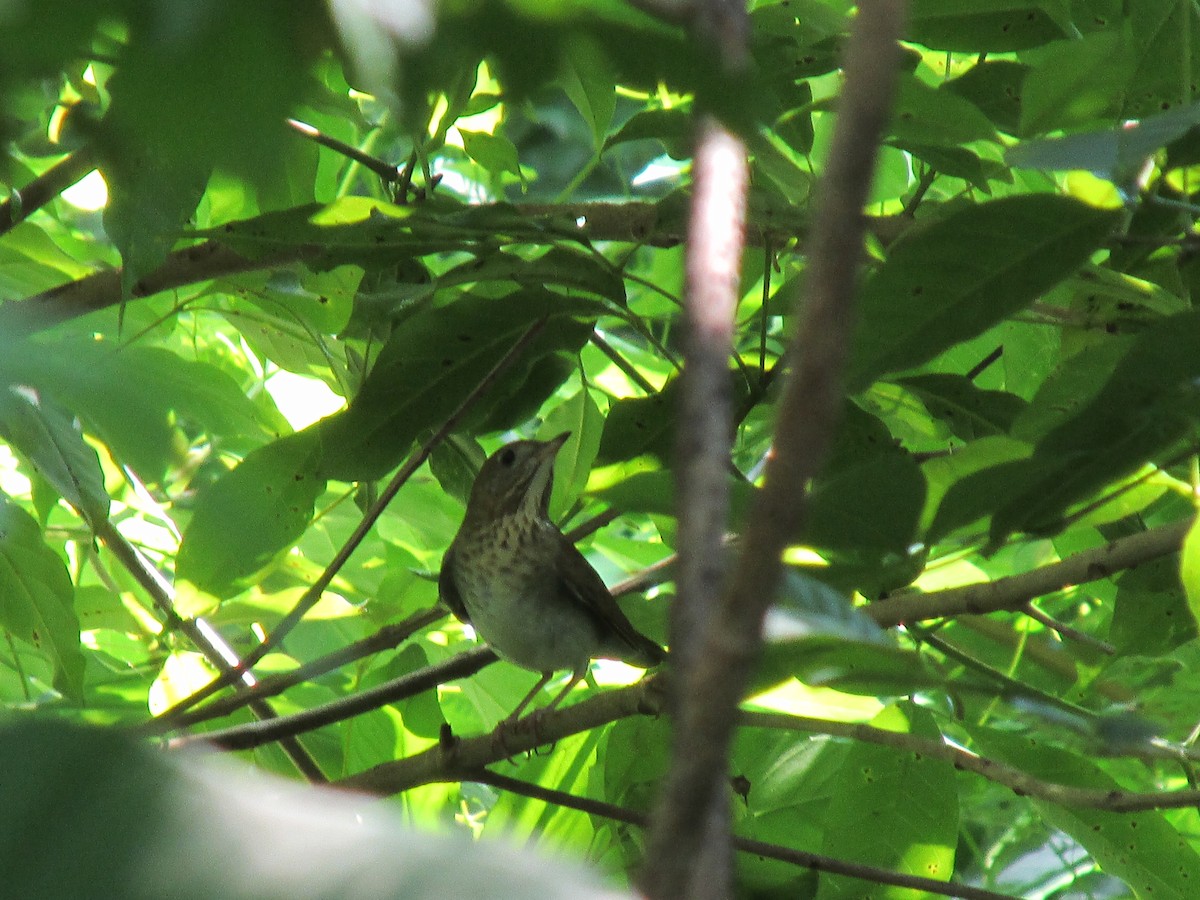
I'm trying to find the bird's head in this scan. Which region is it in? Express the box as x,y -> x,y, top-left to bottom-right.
463,432 -> 570,525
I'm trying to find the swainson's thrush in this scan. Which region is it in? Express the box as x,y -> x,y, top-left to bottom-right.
439,432 -> 664,720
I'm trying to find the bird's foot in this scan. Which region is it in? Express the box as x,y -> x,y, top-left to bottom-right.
490,708 -> 558,758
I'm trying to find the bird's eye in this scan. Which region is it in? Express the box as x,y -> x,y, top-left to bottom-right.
499,448 -> 517,466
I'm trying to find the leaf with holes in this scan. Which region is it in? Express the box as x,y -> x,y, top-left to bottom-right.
0,497 -> 83,700
849,195 -> 1120,390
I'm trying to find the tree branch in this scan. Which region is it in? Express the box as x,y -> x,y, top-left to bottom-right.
142,606 -> 447,733
649,116 -> 748,897
475,771 -> 1016,900
0,201 -> 906,336
0,145 -> 98,237
335,674 -> 666,795
744,710 -> 1200,812
152,319 -> 550,722
171,647 -> 497,752
93,519 -> 326,782
866,519 -> 1191,627
644,3 -> 909,895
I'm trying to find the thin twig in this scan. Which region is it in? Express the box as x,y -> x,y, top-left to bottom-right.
141,606 -> 447,733
171,647 -> 497,752
0,145 -> 98,237
474,770 -> 1015,900
286,118 -> 405,183
93,519 -> 326,781
1021,602 -> 1115,655
744,710 -> 1200,812
589,331 -> 659,395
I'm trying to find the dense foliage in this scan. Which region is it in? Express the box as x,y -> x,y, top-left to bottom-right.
4,1 -> 1200,897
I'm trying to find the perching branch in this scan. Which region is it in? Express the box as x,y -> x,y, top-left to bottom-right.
336,675 -> 666,795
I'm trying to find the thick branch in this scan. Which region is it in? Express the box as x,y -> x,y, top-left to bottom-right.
336,675 -> 665,795
648,117 -> 747,896
644,2 -> 909,893
0,201 -> 905,336
867,519 -> 1191,627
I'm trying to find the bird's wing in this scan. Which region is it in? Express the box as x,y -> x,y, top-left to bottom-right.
438,544 -> 471,624
555,533 -> 664,666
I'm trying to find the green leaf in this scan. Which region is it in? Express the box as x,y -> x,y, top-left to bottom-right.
0,717 -> 616,898
921,436 -> 1031,537
1124,2 -> 1200,119
315,290 -> 597,481
943,60 -> 1028,135
0,497 -> 83,700
808,454 -> 926,555
542,390 -> 604,520
100,4 -> 311,284
1180,516 -> 1200,631
986,309 -> 1200,541
818,705 -> 958,898
0,339 -> 282,481
890,142 -> 1002,193
596,469 -> 753,524
0,387 -> 109,526
459,129 -> 523,179
1111,558 -> 1198,656
970,725 -> 1200,898
1019,32 -> 1132,136
908,0 -> 1069,53
849,195 -> 1121,389
561,35 -> 617,150
898,374 -> 1026,441
890,75 -> 999,147
604,107 -> 693,160
438,246 -> 626,303
177,432 -> 326,597
429,434 -> 487,507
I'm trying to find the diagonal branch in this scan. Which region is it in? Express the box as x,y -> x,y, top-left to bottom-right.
866,519 -> 1191,627
0,145 -> 98,237
171,647 -> 498,752
151,319 -> 550,724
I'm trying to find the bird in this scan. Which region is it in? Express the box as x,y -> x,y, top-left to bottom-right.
438,431 -> 665,721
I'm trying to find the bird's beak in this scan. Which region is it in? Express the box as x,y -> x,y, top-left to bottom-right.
544,431 -> 571,455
